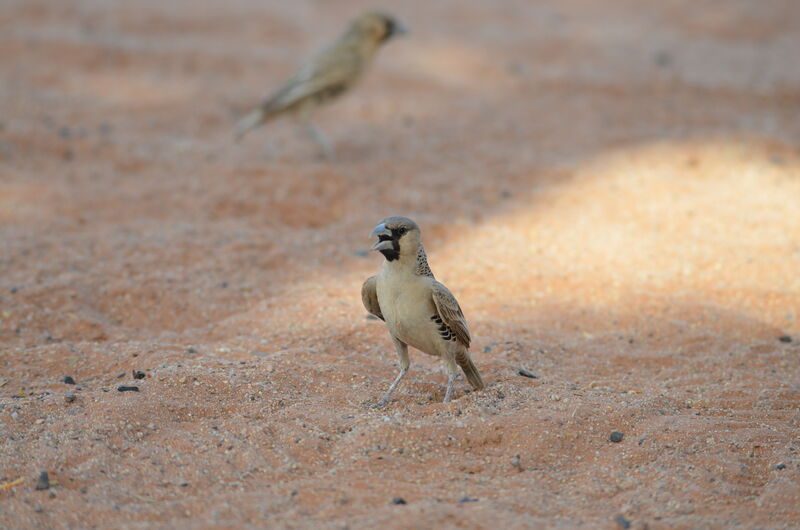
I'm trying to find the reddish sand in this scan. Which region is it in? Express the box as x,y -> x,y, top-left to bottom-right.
1,0 -> 799,527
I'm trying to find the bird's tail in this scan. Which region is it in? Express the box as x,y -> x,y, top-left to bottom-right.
456,351 -> 485,391
234,107 -> 268,141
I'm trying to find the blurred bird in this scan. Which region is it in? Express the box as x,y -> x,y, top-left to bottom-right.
234,11 -> 407,157
362,217 -> 485,407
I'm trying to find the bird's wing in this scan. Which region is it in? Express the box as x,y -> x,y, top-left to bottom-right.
361,275 -> 384,321
261,44 -> 361,115
431,281 -> 471,348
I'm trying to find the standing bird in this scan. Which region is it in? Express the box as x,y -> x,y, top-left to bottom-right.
362,217 -> 485,407
234,12 -> 407,157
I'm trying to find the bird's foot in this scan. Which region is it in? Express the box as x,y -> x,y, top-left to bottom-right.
365,399 -> 389,409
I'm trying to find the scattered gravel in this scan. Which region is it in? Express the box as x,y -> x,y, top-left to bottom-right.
615,514 -> 631,529
35,471 -> 50,491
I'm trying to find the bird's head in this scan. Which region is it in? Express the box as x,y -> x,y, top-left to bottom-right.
370,216 -> 421,262
351,12 -> 408,45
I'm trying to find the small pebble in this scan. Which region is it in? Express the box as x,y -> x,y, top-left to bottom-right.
34,504 -> 43,513
775,463 -> 786,470
482,346 -> 491,353
62,376 -> 76,385
186,348 -> 198,354
65,393 -> 76,403
615,514 -> 631,529
117,386 -> 139,392
392,497 -> 407,505
610,431 -> 624,443
10,286 -> 19,294
458,497 -> 478,503
517,369 -> 538,379
116,373 -> 125,379
778,336 -> 792,343
35,471 -> 50,490
179,482 -> 189,487
132,370 -> 146,380
511,454 -> 523,471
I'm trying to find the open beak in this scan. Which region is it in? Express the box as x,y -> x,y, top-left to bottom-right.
370,223 -> 394,251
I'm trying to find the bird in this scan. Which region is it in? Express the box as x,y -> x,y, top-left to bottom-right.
234,11 -> 407,157
361,217 -> 485,407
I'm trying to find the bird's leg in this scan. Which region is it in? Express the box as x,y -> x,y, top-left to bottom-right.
305,120 -> 334,160
442,352 -> 459,403
444,372 -> 457,403
370,337 -> 409,408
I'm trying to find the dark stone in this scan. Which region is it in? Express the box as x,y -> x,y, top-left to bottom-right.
610,431 -> 624,443
35,471 -> 50,490
9,286 -> 19,294
778,336 -> 792,343
116,372 -> 125,379
497,391 -> 505,400
775,463 -> 786,470
458,497 -> 478,503
62,376 -> 76,385
615,514 -> 631,529
186,348 -> 198,354
654,50 -> 672,67
132,370 -> 146,380
482,346 -> 491,353
392,497 -> 407,505
517,369 -> 538,379
117,386 -> 139,392
65,393 -> 76,403
179,482 -> 189,487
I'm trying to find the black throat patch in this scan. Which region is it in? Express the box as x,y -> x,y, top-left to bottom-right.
379,238 -> 400,261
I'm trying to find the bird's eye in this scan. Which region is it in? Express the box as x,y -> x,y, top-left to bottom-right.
396,227 -> 407,236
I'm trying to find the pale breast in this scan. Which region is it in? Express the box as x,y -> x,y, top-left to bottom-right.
376,273 -> 443,356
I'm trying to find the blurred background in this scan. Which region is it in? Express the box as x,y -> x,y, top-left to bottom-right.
1,0 -> 799,527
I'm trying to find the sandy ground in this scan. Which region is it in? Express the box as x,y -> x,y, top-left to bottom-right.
1,0 -> 800,527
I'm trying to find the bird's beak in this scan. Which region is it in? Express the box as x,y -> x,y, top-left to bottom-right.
370,223 -> 394,251
392,21 -> 409,37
